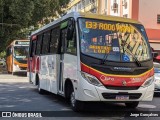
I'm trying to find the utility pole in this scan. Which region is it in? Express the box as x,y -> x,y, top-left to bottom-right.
0,0 -> 4,48
97,0 -> 101,14
1,0 -> 4,34
82,0 -> 85,12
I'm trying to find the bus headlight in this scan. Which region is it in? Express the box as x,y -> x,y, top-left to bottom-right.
16,65 -> 19,68
81,72 -> 102,86
142,78 -> 154,88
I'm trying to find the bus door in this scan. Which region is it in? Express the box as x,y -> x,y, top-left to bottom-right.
57,27 -> 68,94
6,46 -> 13,73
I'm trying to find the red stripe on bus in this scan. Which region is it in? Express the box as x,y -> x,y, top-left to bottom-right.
81,62 -> 154,87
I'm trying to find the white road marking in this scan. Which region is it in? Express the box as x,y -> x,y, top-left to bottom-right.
138,104 -> 156,109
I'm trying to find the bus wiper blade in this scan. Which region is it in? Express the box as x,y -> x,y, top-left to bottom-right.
101,53 -> 108,64
126,52 -> 141,67
133,56 -> 141,67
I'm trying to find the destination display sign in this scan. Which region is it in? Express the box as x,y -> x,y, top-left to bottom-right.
15,41 -> 29,45
85,21 -> 134,33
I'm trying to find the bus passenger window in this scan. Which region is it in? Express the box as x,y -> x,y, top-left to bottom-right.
42,31 -> 50,54
66,30 -> 76,55
49,27 -> 60,54
36,34 -> 43,55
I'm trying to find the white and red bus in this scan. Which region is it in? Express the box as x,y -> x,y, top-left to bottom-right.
28,12 -> 154,111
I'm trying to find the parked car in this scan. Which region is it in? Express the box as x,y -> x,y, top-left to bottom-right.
0,58 -> 6,67
154,62 -> 160,92
151,48 -> 160,63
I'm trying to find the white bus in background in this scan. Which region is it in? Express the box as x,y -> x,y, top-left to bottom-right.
28,12 -> 154,111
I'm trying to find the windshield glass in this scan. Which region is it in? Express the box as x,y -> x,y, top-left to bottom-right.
78,18 -> 151,62
14,46 -> 29,60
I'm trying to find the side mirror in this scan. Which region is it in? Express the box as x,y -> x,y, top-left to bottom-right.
67,18 -> 75,40
156,55 -> 160,61
152,52 -> 158,58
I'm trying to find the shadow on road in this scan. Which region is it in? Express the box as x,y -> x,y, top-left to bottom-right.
31,89 -> 154,117
0,82 -> 158,119
154,92 -> 160,97
13,72 -> 27,77
3,72 -> 27,77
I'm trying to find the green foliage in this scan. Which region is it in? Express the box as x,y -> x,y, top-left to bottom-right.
0,51 -> 6,58
0,0 -> 70,52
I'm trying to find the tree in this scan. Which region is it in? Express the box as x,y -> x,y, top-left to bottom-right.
0,0 -> 70,52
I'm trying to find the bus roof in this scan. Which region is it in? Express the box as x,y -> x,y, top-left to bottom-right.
31,12 -> 141,36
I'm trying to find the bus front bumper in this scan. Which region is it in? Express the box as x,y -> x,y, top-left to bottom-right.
13,64 -> 27,73
76,76 -> 154,102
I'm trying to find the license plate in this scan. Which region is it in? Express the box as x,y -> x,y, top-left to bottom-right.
116,95 -> 129,100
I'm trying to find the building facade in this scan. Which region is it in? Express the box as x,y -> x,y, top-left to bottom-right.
67,0 -> 99,13
67,0 -> 160,52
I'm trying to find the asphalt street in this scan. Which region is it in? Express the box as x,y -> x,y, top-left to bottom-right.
0,73 -> 160,120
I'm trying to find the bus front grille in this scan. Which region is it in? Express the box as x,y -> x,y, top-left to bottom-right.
105,86 -> 140,90
102,93 -> 142,99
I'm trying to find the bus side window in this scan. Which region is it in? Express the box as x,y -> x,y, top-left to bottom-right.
42,31 -> 50,54
49,27 -> 60,54
31,40 -> 36,57
66,30 -> 77,55
7,47 -> 12,56
36,34 -> 43,55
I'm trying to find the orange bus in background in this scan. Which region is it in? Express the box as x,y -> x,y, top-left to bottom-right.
6,40 -> 29,75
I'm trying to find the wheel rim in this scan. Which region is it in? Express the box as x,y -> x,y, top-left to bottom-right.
38,84 -> 41,92
38,86 -> 40,92
70,92 -> 75,107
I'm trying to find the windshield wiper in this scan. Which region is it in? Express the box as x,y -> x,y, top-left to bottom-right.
120,34 -> 141,67
101,53 -> 108,64
101,34 -> 112,65
124,50 -> 141,67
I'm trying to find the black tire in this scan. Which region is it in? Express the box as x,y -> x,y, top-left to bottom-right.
8,71 -> 11,74
125,102 -> 139,108
70,88 -> 84,112
37,76 -> 45,94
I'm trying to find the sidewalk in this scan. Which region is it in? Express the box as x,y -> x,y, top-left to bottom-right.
0,66 -> 28,83
0,74 -> 28,83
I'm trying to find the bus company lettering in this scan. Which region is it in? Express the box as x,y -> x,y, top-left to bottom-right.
85,21 -> 134,33
113,67 -> 132,71
130,78 -> 143,83
100,75 -> 114,81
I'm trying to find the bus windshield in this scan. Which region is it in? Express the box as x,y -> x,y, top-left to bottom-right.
14,46 -> 29,60
78,18 -> 151,62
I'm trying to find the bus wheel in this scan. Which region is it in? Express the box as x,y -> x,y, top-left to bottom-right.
125,102 -> 139,108
70,89 -> 84,112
